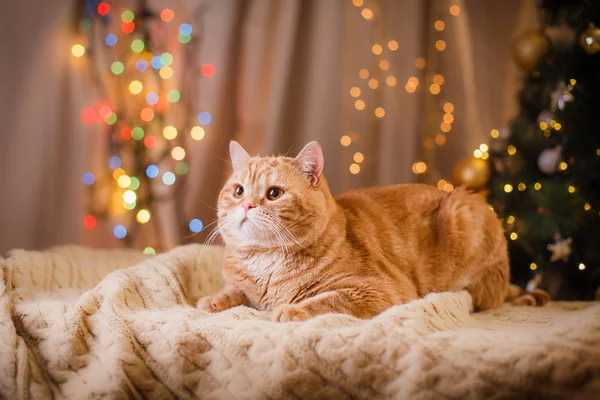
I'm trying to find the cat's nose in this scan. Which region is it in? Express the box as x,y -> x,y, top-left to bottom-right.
242,203 -> 256,213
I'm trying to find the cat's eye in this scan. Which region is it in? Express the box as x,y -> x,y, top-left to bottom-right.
233,185 -> 244,198
266,187 -> 284,201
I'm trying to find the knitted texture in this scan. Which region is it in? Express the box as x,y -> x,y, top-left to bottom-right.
1,244 -> 599,399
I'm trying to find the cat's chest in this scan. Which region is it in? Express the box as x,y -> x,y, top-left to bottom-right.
223,253 -> 295,310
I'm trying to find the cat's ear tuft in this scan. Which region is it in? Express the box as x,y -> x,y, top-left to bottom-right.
229,140 -> 251,171
294,141 -> 324,185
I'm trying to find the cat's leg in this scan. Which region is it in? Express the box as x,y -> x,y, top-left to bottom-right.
197,283 -> 249,313
272,288 -> 394,322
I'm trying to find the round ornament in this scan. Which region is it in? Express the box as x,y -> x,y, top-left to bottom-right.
452,157 -> 490,190
580,24 -> 600,55
511,29 -> 551,72
537,145 -> 562,175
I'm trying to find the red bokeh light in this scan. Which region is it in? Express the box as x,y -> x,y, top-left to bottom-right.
81,107 -> 96,124
201,63 -> 216,77
140,108 -> 154,122
160,9 -> 174,22
144,136 -> 156,148
98,105 -> 112,119
122,22 -> 135,34
84,215 -> 97,229
121,127 -> 132,140
97,2 -> 110,16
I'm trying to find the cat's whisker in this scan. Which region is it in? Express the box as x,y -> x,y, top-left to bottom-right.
183,219 -> 220,240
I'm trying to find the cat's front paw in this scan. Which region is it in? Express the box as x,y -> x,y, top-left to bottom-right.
272,304 -> 311,322
197,293 -> 234,313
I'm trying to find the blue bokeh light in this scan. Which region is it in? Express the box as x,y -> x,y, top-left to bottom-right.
135,59 -> 148,72
82,172 -> 95,185
113,225 -> 127,239
151,56 -> 163,69
179,23 -> 193,36
108,156 -> 121,169
189,219 -> 203,233
146,92 -> 159,105
105,34 -> 118,46
197,111 -> 212,125
146,164 -> 159,178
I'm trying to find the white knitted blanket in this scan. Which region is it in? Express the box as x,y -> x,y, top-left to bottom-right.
1,244 -> 599,399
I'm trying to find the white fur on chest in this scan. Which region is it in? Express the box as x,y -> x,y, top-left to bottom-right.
243,252 -> 288,277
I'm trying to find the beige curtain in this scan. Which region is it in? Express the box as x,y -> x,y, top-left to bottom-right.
0,0 -> 536,252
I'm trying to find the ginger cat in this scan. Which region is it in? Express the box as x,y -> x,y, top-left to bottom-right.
198,141 -> 548,322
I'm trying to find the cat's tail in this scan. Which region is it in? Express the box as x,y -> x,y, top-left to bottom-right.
504,284 -> 550,306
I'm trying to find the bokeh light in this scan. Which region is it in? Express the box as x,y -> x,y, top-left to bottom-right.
71,44 -> 85,58
161,9 -> 174,22
176,162 -> 189,175
146,92 -> 159,105
146,164 -> 159,178
121,10 -> 134,22
113,225 -> 127,239
340,135 -> 352,146
140,108 -> 154,121
151,56 -> 163,69
189,219 -> 203,233
108,156 -> 121,169
81,107 -> 95,123
179,23 -> 193,36
84,215 -> 96,229
131,39 -> 145,53
129,80 -> 143,94
123,190 -> 137,203
111,61 -> 124,75
160,52 -> 174,66
129,177 -> 140,190
162,172 -> 176,186
105,34 -> 117,46
132,127 -> 144,140
388,40 -> 399,51
97,2 -> 110,15
201,64 -> 216,77
117,175 -> 131,188
190,126 -> 205,140
163,126 -> 178,140
159,66 -> 173,79
197,112 -> 212,125
135,59 -> 148,72
171,146 -> 186,160
136,209 -> 151,224
143,247 -> 156,255
349,163 -> 361,174
144,136 -> 156,148
167,89 -> 180,103
121,22 -> 135,34
82,172 -> 95,185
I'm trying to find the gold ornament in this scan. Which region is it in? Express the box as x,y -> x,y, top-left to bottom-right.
511,29 -> 551,72
452,157 -> 490,190
580,24 -> 600,55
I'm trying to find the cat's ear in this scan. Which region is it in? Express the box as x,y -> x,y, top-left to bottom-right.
229,140 -> 251,171
294,141 -> 324,185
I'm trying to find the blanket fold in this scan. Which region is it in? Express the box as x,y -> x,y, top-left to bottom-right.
1,244 -> 599,399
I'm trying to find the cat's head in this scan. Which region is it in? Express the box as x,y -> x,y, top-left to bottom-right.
217,141 -> 332,250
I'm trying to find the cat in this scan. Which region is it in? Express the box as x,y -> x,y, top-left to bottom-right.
197,141 -> 549,322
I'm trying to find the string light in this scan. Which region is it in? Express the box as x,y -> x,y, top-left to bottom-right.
123,190 -> 137,203
198,111 -> 212,125
112,168 -> 125,180
353,152 -> 364,163
388,40 -> 399,51
568,185 -> 576,193
201,64 -> 216,77
435,134 -> 446,146
136,209 -> 151,224
430,84 -> 441,94
359,69 -> 369,79
412,162 -> 427,174
368,79 -> 379,89
159,66 -> 173,79
84,215 -> 97,229
491,129 -> 499,138
361,8 -> 373,20
144,136 -> 156,148
433,74 -> 445,85
132,127 -> 144,140
113,225 -> 127,239
579,263 -> 586,270
171,146 -> 186,160
160,9 -> 174,22
474,149 -> 483,158
121,22 -> 135,34
504,184 -> 514,193
374,107 -> 385,118
449,5 -> 460,16
534,182 -> 542,190
191,126 -> 205,141
350,87 -> 361,97
71,44 -> 85,58
111,61 -> 124,75
163,126 -> 178,140
443,102 -> 454,113
117,175 -> 131,188
507,145 -> 517,155
82,172 -> 95,185
441,122 -> 451,133
530,263 -> 537,270
443,113 -> 454,123
372,44 -> 383,55
140,108 -> 154,122
386,76 -> 397,87
341,135 -> 352,146
506,216 -> 516,224
355,100 -> 366,110
121,10 -> 134,22
349,163 -> 361,174
435,40 -> 446,51
584,203 -> 591,211
129,80 -> 143,94
510,232 -> 518,240
559,161 -> 568,171
518,183 -> 526,191
97,2 -> 110,15
167,89 -> 181,103
434,20 -> 445,31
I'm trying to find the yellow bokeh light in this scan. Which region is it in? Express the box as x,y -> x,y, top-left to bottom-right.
352,0 -> 363,6
171,146 -> 186,161
372,44 -> 383,55
570,79 -> 577,85
435,40 -> 446,51
437,179 -> 447,190
191,126 -> 205,141
415,57 -> 426,69
412,162 -> 427,174
491,129 -> 500,138
479,143 -> 489,152
71,44 -> 85,58
361,8 -> 373,20
504,184 -> 514,193
129,80 -> 143,94
530,263 -> 537,271
163,125 -> 178,140
449,5 -> 460,16
136,209 -> 151,224
353,152 -> 364,163
554,123 -> 562,130
507,145 -> 517,155
112,168 -> 125,180
379,60 -> 389,70
559,161 -> 568,171
579,263 -> 586,270
159,66 -> 173,79
444,102 -> 454,113
441,122 -> 451,132
510,232 -> 518,241
434,20 -> 445,31
355,100 -> 366,110
117,175 -> 131,189
433,74 -> 445,85
544,130 -> 552,138
374,107 -> 385,118
350,163 -> 361,174
539,122 -> 548,130
350,86 -> 361,97
443,183 -> 454,192
473,149 -> 483,158
568,185 -> 576,193
444,113 -> 454,124
506,216 -> 515,224
435,134 -> 446,146
597,149 -> 600,156
408,77 -> 419,87
368,79 -> 379,89
123,190 -> 137,204
518,183 -> 526,191
430,84 -> 441,94
340,135 -> 352,146
388,40 -> 399,51
534,182 -> 542,190
359,69 -> 369,79
481,152 -> 489,160
584,203 -> 591,211
405,84 -> 416,93
386,76 -> 397,87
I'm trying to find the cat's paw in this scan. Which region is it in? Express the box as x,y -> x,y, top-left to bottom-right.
272,304 -> 311,322
512,289 -> 550,306
197,293 -> 235,313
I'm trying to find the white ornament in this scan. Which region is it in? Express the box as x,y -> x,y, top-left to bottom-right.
547,235 -> 572,262
537,145 -> 563,174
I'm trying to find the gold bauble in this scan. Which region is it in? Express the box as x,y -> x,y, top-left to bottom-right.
580,24 -> 600,55
511,29 -> 551,72
452,157 -> 490,190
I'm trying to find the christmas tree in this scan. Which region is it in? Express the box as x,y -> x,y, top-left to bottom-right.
486,0 -> 600,300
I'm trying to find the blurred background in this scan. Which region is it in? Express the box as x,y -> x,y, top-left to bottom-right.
1,0 -> 599,300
